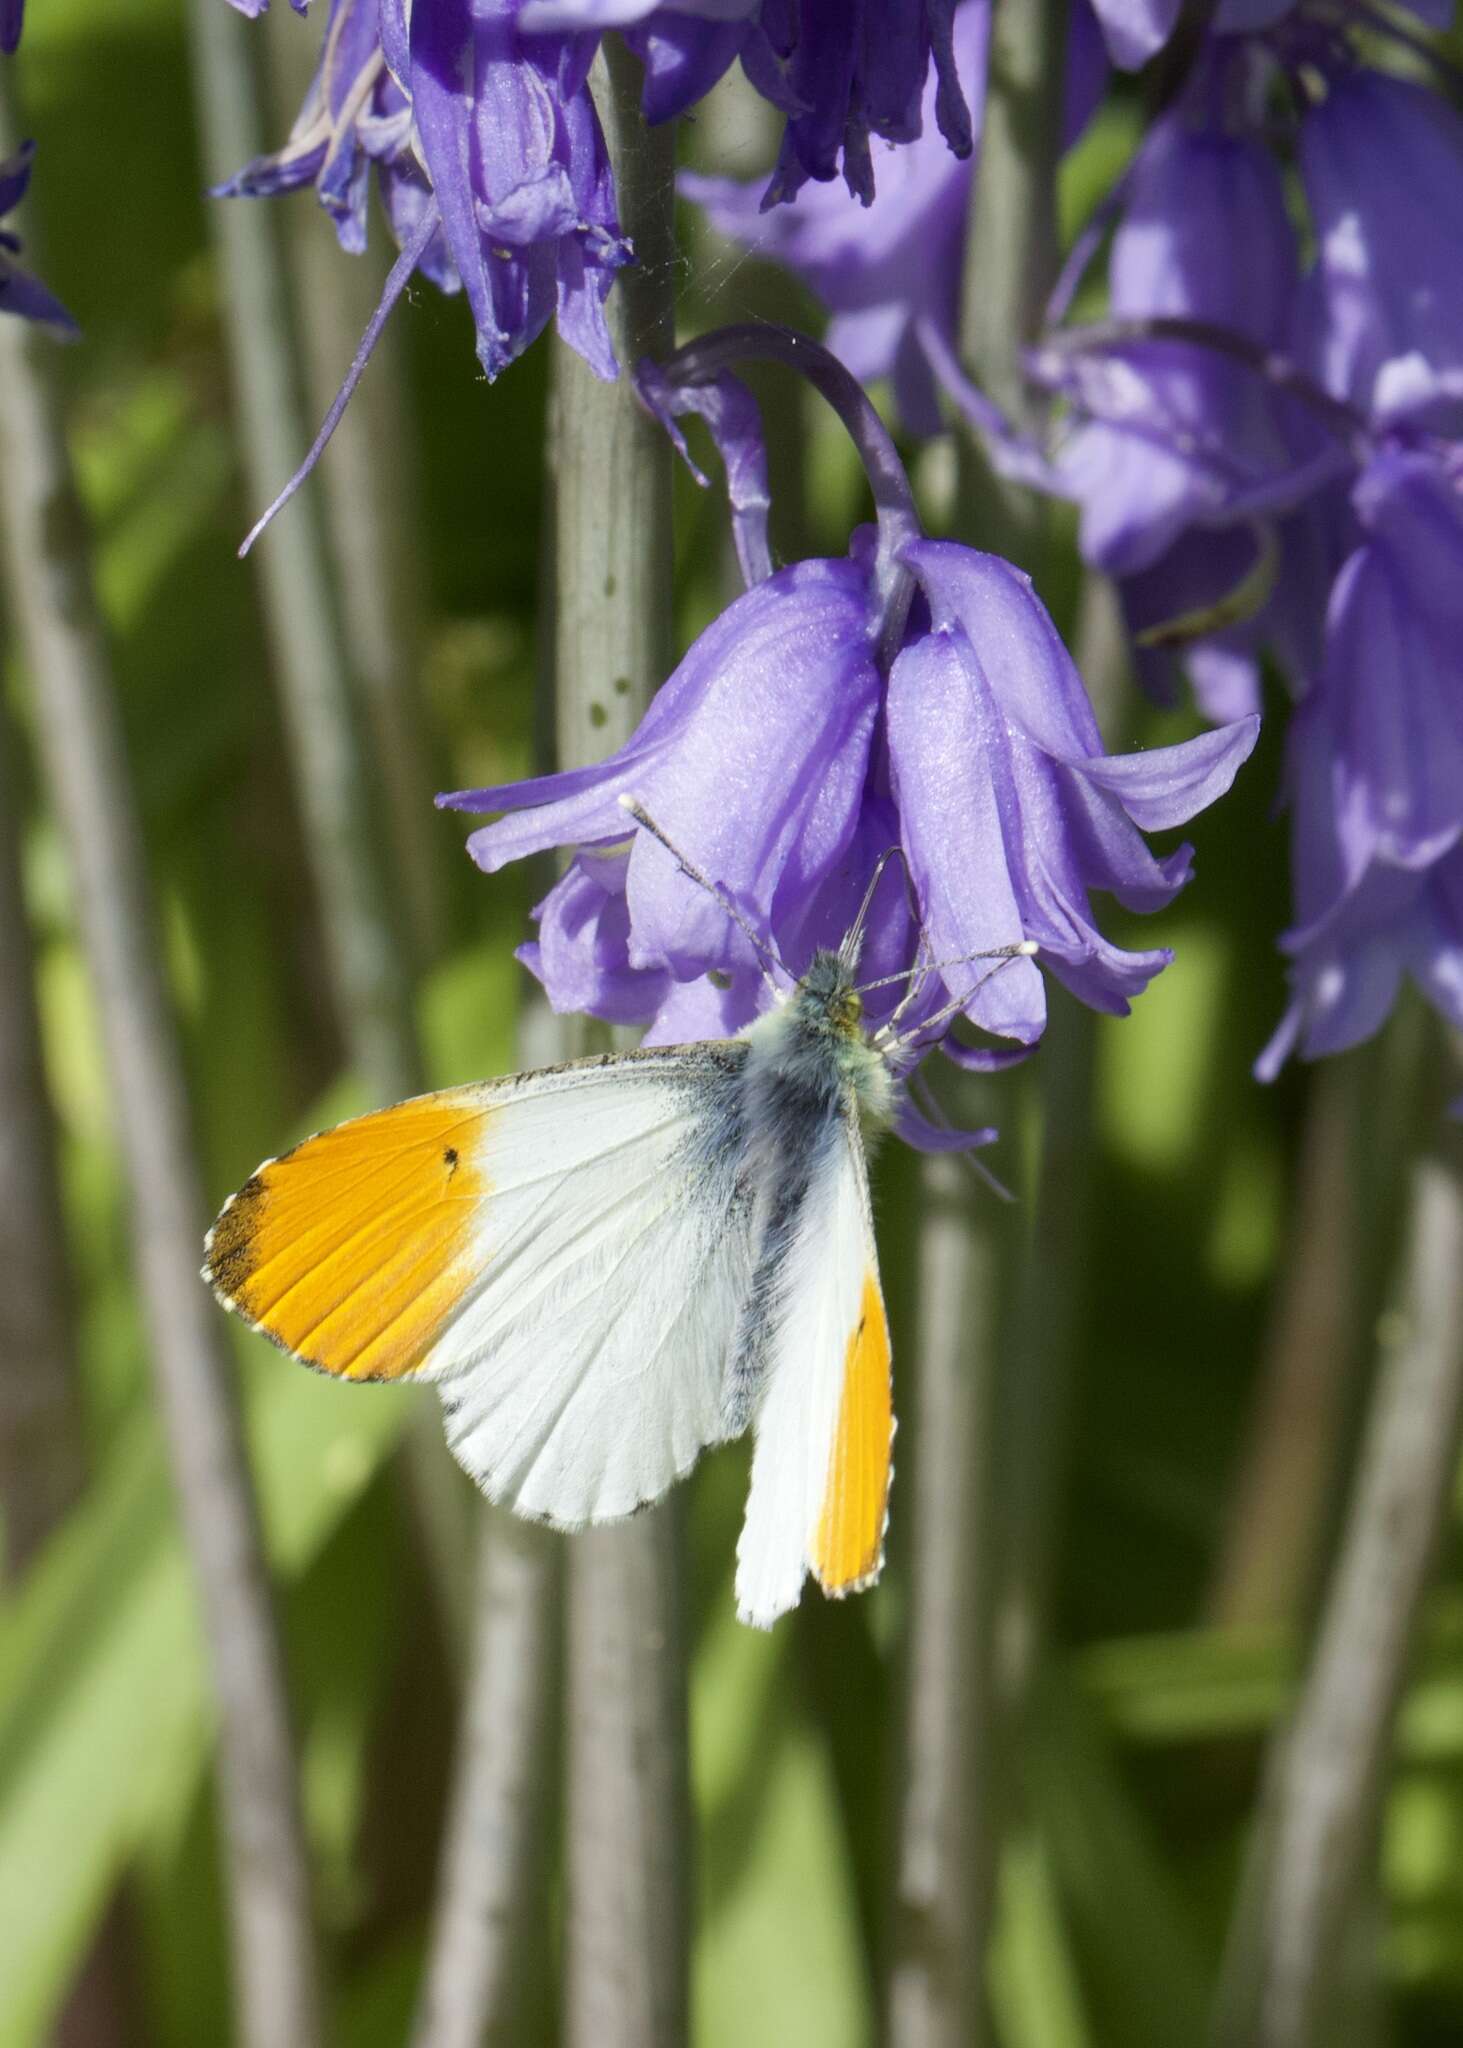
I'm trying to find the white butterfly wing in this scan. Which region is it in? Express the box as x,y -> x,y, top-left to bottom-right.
734,1116 -> 894,1629
206,1045 -> 755,1527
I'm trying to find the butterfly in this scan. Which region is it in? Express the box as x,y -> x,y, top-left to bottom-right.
204,797 -> 1034,1628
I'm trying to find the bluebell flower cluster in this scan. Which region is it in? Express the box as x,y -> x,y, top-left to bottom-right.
687,5 -> 1463,1087
220,0 -> 629,386
219,0 -> 988,541
685,0 -> 1107,436
1036,25 -> 1463,1080
220,0 -> 984,370
440,332 -> 1256,1147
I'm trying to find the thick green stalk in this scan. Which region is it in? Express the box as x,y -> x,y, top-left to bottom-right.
991,575 -> 1119,1745
1212,1056 -> 1463,2048
411,1508 -> 562,2048
186,0 -> 421,1106
262,7 -> 443,970
887,1152 -> 1009,2048
554,44 -> 689,2048
0,119 -> 321,2048
0,697 -> 135,2048
0,701 -> 84,1578
958,0 -> 1067,560
887,13 -> 1069,2044
1207,1058 -> 1363,1630
187,0 -> 476,1659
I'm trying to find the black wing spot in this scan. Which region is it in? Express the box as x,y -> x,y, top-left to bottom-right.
443,1147 -> 459,1177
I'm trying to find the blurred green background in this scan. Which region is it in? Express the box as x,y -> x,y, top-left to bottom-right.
2,4 -> 1461,2044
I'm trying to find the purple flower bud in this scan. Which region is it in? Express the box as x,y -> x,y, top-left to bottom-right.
683,2 -> 986,434
1255,443 -> 1463,1081
889,541 -> 1256,1035
1,0 -> 24,54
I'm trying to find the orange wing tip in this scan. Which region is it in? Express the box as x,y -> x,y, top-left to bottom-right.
815,1427 -> 897,1601
200,1094 -> 491,1382
811,1271 -> 894,1600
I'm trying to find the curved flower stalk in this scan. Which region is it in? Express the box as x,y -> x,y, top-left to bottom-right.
0,144 -> 73,331
439,326 -> 1257,1147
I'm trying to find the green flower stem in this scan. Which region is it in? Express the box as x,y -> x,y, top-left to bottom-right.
263,6 -> 443,971
0,699 -> 84,1580
186,0 -> 421,1106
0,76 -> 321,2048
1213,1037 -> 1463,2048
888,9 -> 1071,2046
186,0 -> 476,1666
553,45 -> 689,2048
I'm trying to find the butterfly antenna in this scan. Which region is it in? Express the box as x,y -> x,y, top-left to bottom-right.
838,846 -> 919,972
875,940 -> 1040,1057
618,794 -> 788,996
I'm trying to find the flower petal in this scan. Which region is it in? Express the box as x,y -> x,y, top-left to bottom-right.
902,537 -> 1104,761
1076,716 -> 1259,833
886,626 -> 1047,1042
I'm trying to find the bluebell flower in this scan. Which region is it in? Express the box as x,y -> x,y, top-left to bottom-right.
1300,66 -> 1463,431
1087,0 -> 1452,70
520,0 -> 977,204
1322,446 -> 1463,888
1,0 -> 24,54
682,0 -> 1106,434
440,331 -> 1257,1130
0,145 -> 75,332
1040,66 -> 1306,577
1258,690 -> 1463,1083
222,0 -> 626,380
220,0 -> 629,543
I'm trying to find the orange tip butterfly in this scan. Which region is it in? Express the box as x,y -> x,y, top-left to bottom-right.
203,797 -> 1036,1628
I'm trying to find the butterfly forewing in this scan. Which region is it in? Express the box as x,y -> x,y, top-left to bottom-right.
206,1045 -> 757,1526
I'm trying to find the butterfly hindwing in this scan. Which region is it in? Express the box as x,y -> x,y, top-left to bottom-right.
733,1111 -> 893,1629
206,1044 -> 756,1526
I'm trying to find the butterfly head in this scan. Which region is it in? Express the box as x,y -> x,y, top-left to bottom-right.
793,949 -> 871,1043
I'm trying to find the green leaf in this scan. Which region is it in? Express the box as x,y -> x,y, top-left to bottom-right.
1030,1668 -> 1211,2048
991,1824 -> 1095,2048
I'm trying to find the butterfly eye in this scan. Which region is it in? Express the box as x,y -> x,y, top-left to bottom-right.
842,989 -> 863,1026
